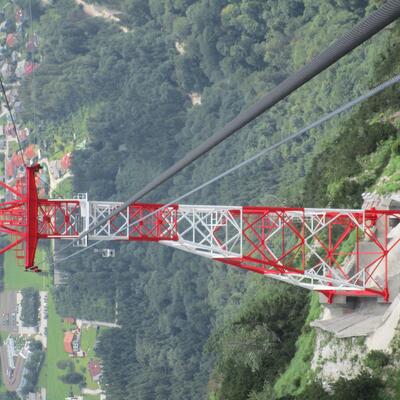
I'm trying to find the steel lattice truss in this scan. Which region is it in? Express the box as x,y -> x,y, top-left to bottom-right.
1,165 -> 400,302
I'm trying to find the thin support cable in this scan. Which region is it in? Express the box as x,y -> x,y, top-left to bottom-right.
28,0 -> 37,129
46,73 -> 400,266
0,77 -> 26,167
52,0 -> 400,254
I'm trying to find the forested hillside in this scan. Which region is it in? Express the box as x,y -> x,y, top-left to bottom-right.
19,0 -> 400,399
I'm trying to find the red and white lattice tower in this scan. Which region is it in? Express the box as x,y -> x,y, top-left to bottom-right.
1,165 -> 400,303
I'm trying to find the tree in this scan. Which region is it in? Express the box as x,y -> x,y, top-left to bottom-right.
60,372 -> 85,385
331,372 -> 384,400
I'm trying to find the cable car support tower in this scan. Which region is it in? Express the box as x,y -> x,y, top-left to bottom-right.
1,165 -> 400,303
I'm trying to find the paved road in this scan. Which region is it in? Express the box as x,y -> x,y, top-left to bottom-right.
77,319 -> 121,329
0,345 -> 25,391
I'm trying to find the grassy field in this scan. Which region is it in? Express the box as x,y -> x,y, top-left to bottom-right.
41,309 -> 101,398
1,250 -> 49,394
54,176 -> 73,198
3,247 -> 103,397
8,141 -> 19,155
79,326 -> 100,389
3,247 -> 50,291
66,323 -> 102,391
39,292 -> 82,398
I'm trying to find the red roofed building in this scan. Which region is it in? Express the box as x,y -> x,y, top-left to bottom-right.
24,144 -> 36,161
88,359 -> 102,381
60,153 -> 72,171
6,33 -> 15,48
6,160 -> 15,178
24,61 -> 38,76
64,331 -> 74,354
11,153 -> 24,168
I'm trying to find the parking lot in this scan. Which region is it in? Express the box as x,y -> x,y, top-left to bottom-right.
0,290 -> 18,334
38,291 -> 48,348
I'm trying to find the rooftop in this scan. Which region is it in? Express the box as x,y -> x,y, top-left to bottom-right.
64,331 -> 74,353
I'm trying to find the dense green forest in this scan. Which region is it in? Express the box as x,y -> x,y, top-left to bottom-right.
19,0 -> 400,399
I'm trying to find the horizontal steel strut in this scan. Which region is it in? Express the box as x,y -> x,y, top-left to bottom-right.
2,165 -> 399,302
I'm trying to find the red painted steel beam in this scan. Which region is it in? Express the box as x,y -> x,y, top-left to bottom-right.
25,164 -> 40,270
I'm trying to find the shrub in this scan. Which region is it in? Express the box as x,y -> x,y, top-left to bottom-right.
391,139 -> 400,155
57,359 -> 74,371
60,372 -> 84,384
365,350 -> 390,370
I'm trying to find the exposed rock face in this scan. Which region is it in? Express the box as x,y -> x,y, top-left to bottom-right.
189,92 -> 202,106
311,193 -> 400,383
175,41 -> 185,55
312,330 -> 366,385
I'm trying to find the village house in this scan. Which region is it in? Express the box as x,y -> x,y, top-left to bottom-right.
24,144 -> 37,163
64,329 -> 82,355
6,33 -> 18,48
11,153 -> 24,169
5,158 -> 15,180
24,61 -> 38,76
5,151 -> 25,182
88,359 -> 103,382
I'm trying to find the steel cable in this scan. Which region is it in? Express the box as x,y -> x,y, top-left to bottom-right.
52,0 -> 400,256
48,73 -> 400,266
